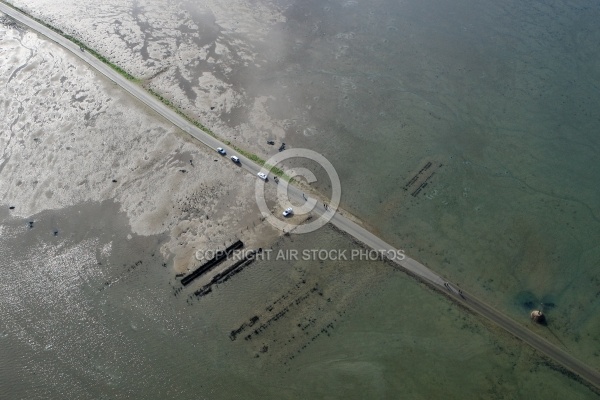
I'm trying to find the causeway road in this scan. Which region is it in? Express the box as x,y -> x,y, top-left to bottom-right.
2,3 -> 599,391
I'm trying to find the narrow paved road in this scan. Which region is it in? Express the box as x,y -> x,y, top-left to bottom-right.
3,3 -> 599,390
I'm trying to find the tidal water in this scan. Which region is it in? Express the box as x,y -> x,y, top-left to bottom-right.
2,0 -> 600,397
240,0 -> 600,370
0,203 -> 597,399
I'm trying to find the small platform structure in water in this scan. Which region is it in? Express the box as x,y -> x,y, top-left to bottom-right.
530,310 -> 546,324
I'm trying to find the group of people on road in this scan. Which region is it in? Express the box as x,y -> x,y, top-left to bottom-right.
299,193 -> 331,211
444,282 -> 464,299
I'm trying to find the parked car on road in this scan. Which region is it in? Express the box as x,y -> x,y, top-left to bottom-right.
257,172 -> 268,181
231,156 -> 240,163
216,147 -> 226,155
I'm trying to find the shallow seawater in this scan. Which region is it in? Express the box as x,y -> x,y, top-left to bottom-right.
236,0 -> 600,369
0,203 -> 597,399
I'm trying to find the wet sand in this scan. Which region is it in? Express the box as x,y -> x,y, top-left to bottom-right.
0,15 -> 282,276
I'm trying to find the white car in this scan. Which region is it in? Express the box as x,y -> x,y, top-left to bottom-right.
282,207 -> 293,217
216,147 -> 226,155
257,172 -> 268,181
231,156 -> 240,163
